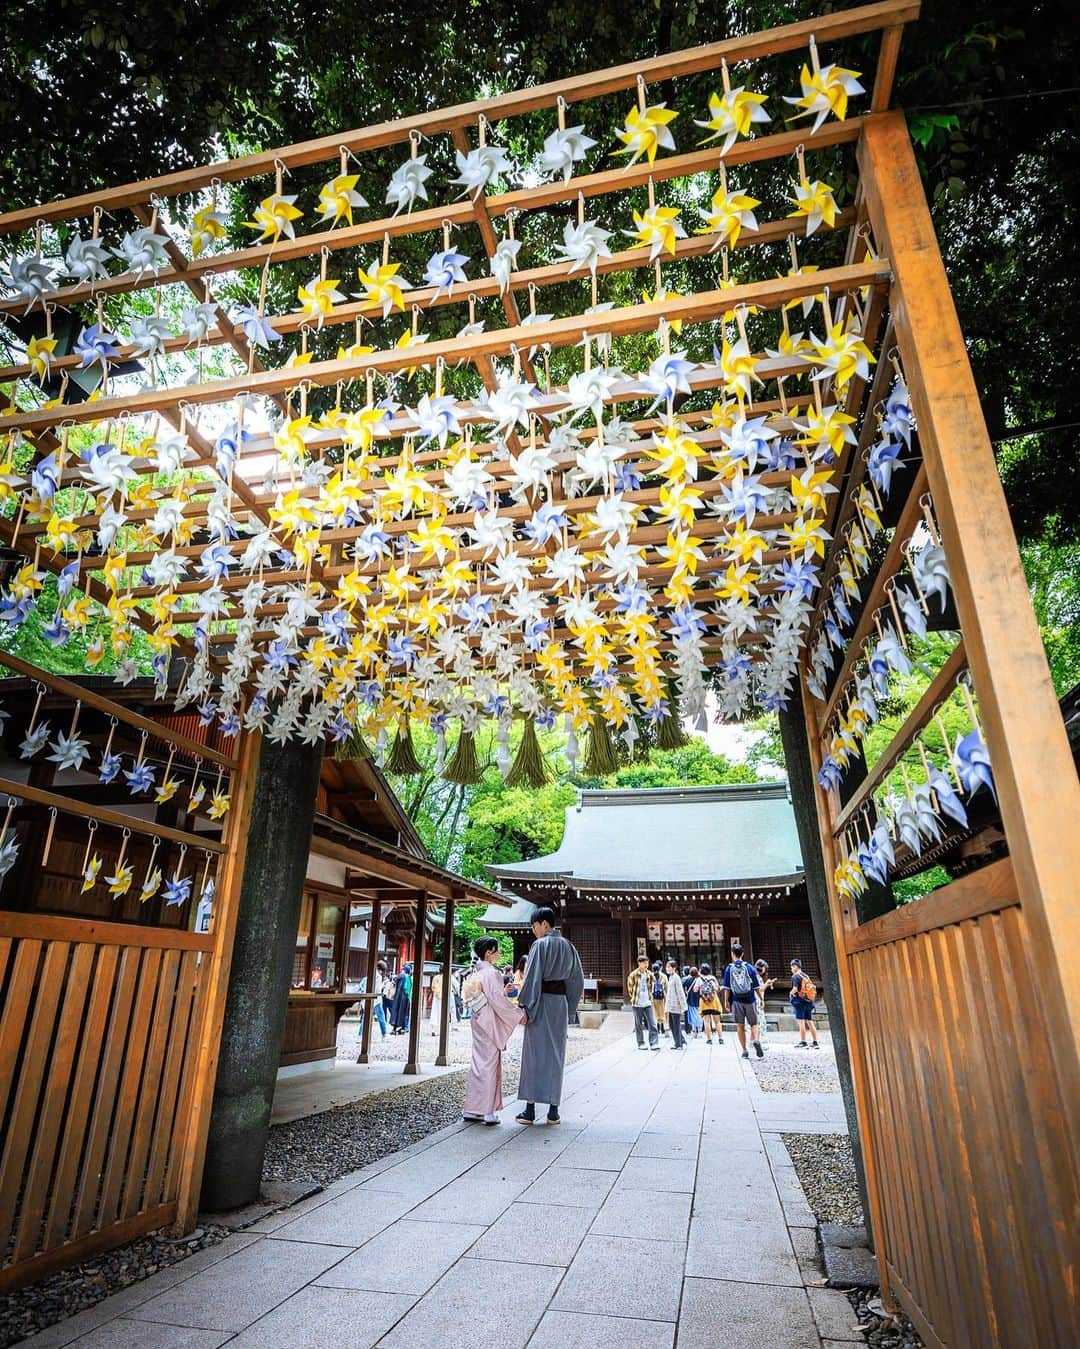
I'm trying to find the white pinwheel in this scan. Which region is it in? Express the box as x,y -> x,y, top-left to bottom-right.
180,300 -> 218,344
490,237 -> 522,295
0,831 -> 19,881
444,453 -> 492,507
422,248 -> 469,299
113,227 -> 171,279
492,550 -> 533,593
469,509 -> 515,557
565,366 -> 623,423
480,371 -> 537,434
539,124 -> 596,181
47,730 -> 92,772
507,442 -> 557,498
544,545 -> 586,591
152,433 -> 187,475
80,444 -> 136,496
555,217 -> 613,275
386,154 -> 434,214
641,351 -> 696,411
127,314 -> 173,359
451,144 -> 512,198
2,253 -> 55,309
145,548 -> 188,588
65,235 -> 112,283
413,393 -> 461,448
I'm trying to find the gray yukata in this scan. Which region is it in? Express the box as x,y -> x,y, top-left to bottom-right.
517,929 -> 585,1107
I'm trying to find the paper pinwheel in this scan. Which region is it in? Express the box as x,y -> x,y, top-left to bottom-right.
614,102 -> 678,165
106,861 -> 134,898
208,792 -> 231,820
296,276 -> 345,327
423,249 -> 470,299
414,393 -> 461,447
896,586 -> 928,640
47,730 -> 91,772
20,721 -> 51,759
386,154 -> 434,214
164,873 -> 193,907
245,193 -> 303,241
868,435 -> 905,496
125,760 -> 157,795
74,323 -> 121,371
490,237 -> 522,295
127,314 -> 173,360
82,854 -> 102,892
139,867 -> 162,904
2,253 -> 54,309
785,57 -> 864,133
65,234 -> 112,283
0,830 -> 18,882
318,173 -> 367,226
189,205 -> 228,256
882,379 -> 915,446
928,768 -> 968,827
788,175 -> 838,236
810,320 -> 875,391
357,261 -> 412,317
954,729 -> 995,800
539,124 -> 596,180
99,751 -> 123,783
912,544 -> 951,611
555,218 -> 613,275
113,227 -> 170,279
180,300 -> 218,345
452,144 -> 512,198
696,85 -> 770,154
626,205 -> 686,260
643,352 -> 695,411
697,184 -> 760,248
233,304 -> 281,348
25,334 -> 58,380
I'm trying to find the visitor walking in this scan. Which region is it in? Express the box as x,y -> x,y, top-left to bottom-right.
664,958 -> 687,1048
722,944 -> 763,1059
380,965 -> 395,1028
390,962 -> 413,1034
695,963 -> 724,1044
515,906 -> 584,1125
628,953 -> 659,1050
681,965 -> 694,1036
789,958 -> 820,1048
651,961 -> 669,1036
755,958 -> 774,1041
430,968 -> 444,1036
685,964 -> 703,1038
462,937 -> 524,1125
357,960 -> 390,1041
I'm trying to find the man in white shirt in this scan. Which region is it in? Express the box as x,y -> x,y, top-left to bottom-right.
627,953 -> 660,1050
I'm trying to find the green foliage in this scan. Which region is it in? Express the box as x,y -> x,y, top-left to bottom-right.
892,865 -> 952,906
1021,542 -> 1080,695
453,904 -> 513,963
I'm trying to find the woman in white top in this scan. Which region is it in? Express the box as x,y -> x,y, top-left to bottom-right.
664,958 -> 688,1049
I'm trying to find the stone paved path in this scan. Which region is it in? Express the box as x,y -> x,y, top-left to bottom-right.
22,1026 -> 857,1348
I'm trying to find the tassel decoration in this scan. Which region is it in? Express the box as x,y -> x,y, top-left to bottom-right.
385,717 -> 423,776
584,712 -> 619,777
443,728 -> 482,785
507,719 -> 550,789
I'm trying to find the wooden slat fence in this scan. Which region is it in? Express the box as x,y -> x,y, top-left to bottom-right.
0,913 -> 215,1291
843,860 -> 1080,1346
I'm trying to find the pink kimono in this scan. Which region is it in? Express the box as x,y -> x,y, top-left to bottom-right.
463,962 -> 524,1117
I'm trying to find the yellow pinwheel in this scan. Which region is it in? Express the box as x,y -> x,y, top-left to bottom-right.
626,204 -> 685,260
696,85 -> 770,154
790,467 -> 837,517
296,277 -> 345,328
274,414 -> 314,466
244,193 -> 303,242
797,404 -> 857,458
82,854 -> 102,892
270,488 -> 319,538
658,482 -> 703,529
785,54 -> 864,133
208,793 -> 231,821
810,319 -> 876,391
336,567 -> 372,611
614,103 -> 678,165
660,529 -> 705,577
720,333 -> 761,402
409,516 -> 456,564
106,862 -> 134,898
189,205 -> 228,257
357,261 -> 411,317
725,522 -> 768,565
718,560 -> 760,604
155,778 -> 180,805
26,335 -> 58,380
788,175 -> 838,236
696,185 -> 760,248
785,515 -> 831,560
317,173 -> 367,226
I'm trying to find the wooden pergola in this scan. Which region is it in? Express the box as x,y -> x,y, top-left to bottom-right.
1,4 -> 1078,1342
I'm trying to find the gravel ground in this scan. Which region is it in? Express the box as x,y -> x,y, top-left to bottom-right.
750,1039 -> 842,1093
0,1016 -> 625,1347
782,1131 -> 864,1227
847,1288 -> 924,1347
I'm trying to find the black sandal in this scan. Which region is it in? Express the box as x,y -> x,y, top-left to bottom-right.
515,1109 -> 536,1125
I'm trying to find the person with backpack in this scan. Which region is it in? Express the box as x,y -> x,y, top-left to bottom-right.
722,944 -> 763,1059
685,964 -> 704,1038
789,958 -> 820,1048
664,958 -> 687,1048
694,963 -> 724,1045
650,961 -> 669,1036
627,953 -> 660,1050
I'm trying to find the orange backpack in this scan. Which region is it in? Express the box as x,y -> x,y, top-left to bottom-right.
798,973 -> 817,1003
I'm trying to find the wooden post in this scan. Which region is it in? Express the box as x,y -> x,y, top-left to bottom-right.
858,110 -> 1080,1037
404,892 -> 427,1075
436,898 -> 455,1067
173,730 -> 260,1230
737,904 -> 754,962
357,897 -> 382,1065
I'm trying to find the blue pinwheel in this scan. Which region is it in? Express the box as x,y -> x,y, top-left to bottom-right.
197,543 -> 234,583
74,323 -> 120,371
264,640 -> 298,674
524,502 -> 570,545
457,594 -> 495,631
669,605 -> 707,642
320,608 -> 350,646
928,768 -> 968,827
354,525 -> 392,565
954,730 -> 995,801
56,559 -> 80,601
614,462 -> 642,492
766,437 -> 800,472
328,713 -> 353,743
42,613 -> 70,647
386,634 -> 417,668
832,589 -> 853,629
99,750 -> 123,783
868,436 -> 904,497
31,452 -> 60,506
816,755 -> 843,791
484,692 -> 510,718
218,711 -> 240,737
760,690 -> 790,712
0,592 -> 33,628
776,558 -> 819,601
125,760 -> 157,795
524,617 -> 552,651
613,581 -> 649,615
720,652 -> 753,683
721,473 -> 769,526
422,249 -> 470,299
163,873 -> 193,907
197,701 -> 218,727
881,379 -> 914,446
233,305 -> 281,349
535,707 -> 558,731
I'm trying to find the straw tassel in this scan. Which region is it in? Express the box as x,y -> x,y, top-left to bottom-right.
507,719 -> 550,789
385,717 -> 422,776
443,729 -> 482,785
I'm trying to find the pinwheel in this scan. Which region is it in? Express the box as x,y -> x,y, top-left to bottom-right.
955,729 -> 995,800
810,319 -> 876,390
928,767 -> 968,828
317,173 -> 367,226
785,48 -> 864,133
125,759 -> 157,795
80,442 -> 137,496
386,154 -> 434,214
154,776 -> 181,805
696,82 -> 770,154
2,253 -> 54,309
554,217 -> 613,275
189,205 -> 228,256
719,332 -> 761,403
127,314 -> 173,359
723,414 -> 778,471
139,867 -> 162,904
481,371 -> 537,434
868,435 -> 905,496
233,304 -> 281,348
642,351 -> 695,411
163,872 -> 193,907
0,830 -> 19,882
626,205 -> 685,259
413,393 -> 461,448
179,300 -> 218,345
19,721 -> 51,759
893,796 -> 923,856
106,860 -> 134,897
245,193 -> 303,241
423,248 -> 470,299
208,792 -> 231,821
490,237 -> 522,295
113,227 -> 170,279
452,144 -> 512,198
882,378 -> 915,446
296,276 -> 345,327
81,854 -> 102,892
74,322 -> 121,371
65,234 -> 112,283
29,451 -> 60,506
896,585 -> 928,640
540,123 -> 596,180
788,174 -> 839,236
696,184 -> 760,248
614,102 -> 678,165
24,333 -> 58,381
913,544 -> 951,611
356,260 -> 412,317
47,729 -> 91,772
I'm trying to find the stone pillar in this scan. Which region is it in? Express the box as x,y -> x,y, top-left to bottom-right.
778,704 -> 871,1233
200,734 -> 324,1212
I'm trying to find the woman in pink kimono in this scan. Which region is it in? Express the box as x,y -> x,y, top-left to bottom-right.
462,938 -> 524,1125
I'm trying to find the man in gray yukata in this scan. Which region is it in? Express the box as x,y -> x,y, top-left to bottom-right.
515,905 -> 584,1125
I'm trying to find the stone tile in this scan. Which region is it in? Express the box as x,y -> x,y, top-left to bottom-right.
631,1132 -> 699,1161
527,1310 -> 676,1349
590,1188 -> 691,1242
791,1224 -> 827,1286
380,1258 -> 561,1348
820,1224 -> 879,1289
613,1156 -> 696,1194
409,1175 -> 527,1225
685,1214 -> 801,1287
315,1219 -> 484,1294
676,1278 -> 820,1348
228,1286 -> 416,1347
470,1201 -> 592,1266
518,1165 -> 616,1210
808,1287 -> 864,1342
66,1325 -> 230,1348
267,1186 -> 415,1246
555,1136 -> 634,1171
552,1235 -> 684,1321
130,1238 -> 345,1332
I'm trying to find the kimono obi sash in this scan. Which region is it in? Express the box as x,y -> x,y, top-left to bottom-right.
541,980 -> 567,994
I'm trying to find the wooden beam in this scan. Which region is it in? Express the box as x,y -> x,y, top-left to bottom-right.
436,897 -> 454,1067
0,2 -> 918,236
357,895 -> 383,1065
404,891 -> 427,1074
858,110 -> 1080,1049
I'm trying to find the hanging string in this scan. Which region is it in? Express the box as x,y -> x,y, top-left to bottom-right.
41,807 -> 58,866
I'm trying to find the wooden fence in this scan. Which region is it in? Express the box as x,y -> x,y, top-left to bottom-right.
0,915 -> 214,1289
